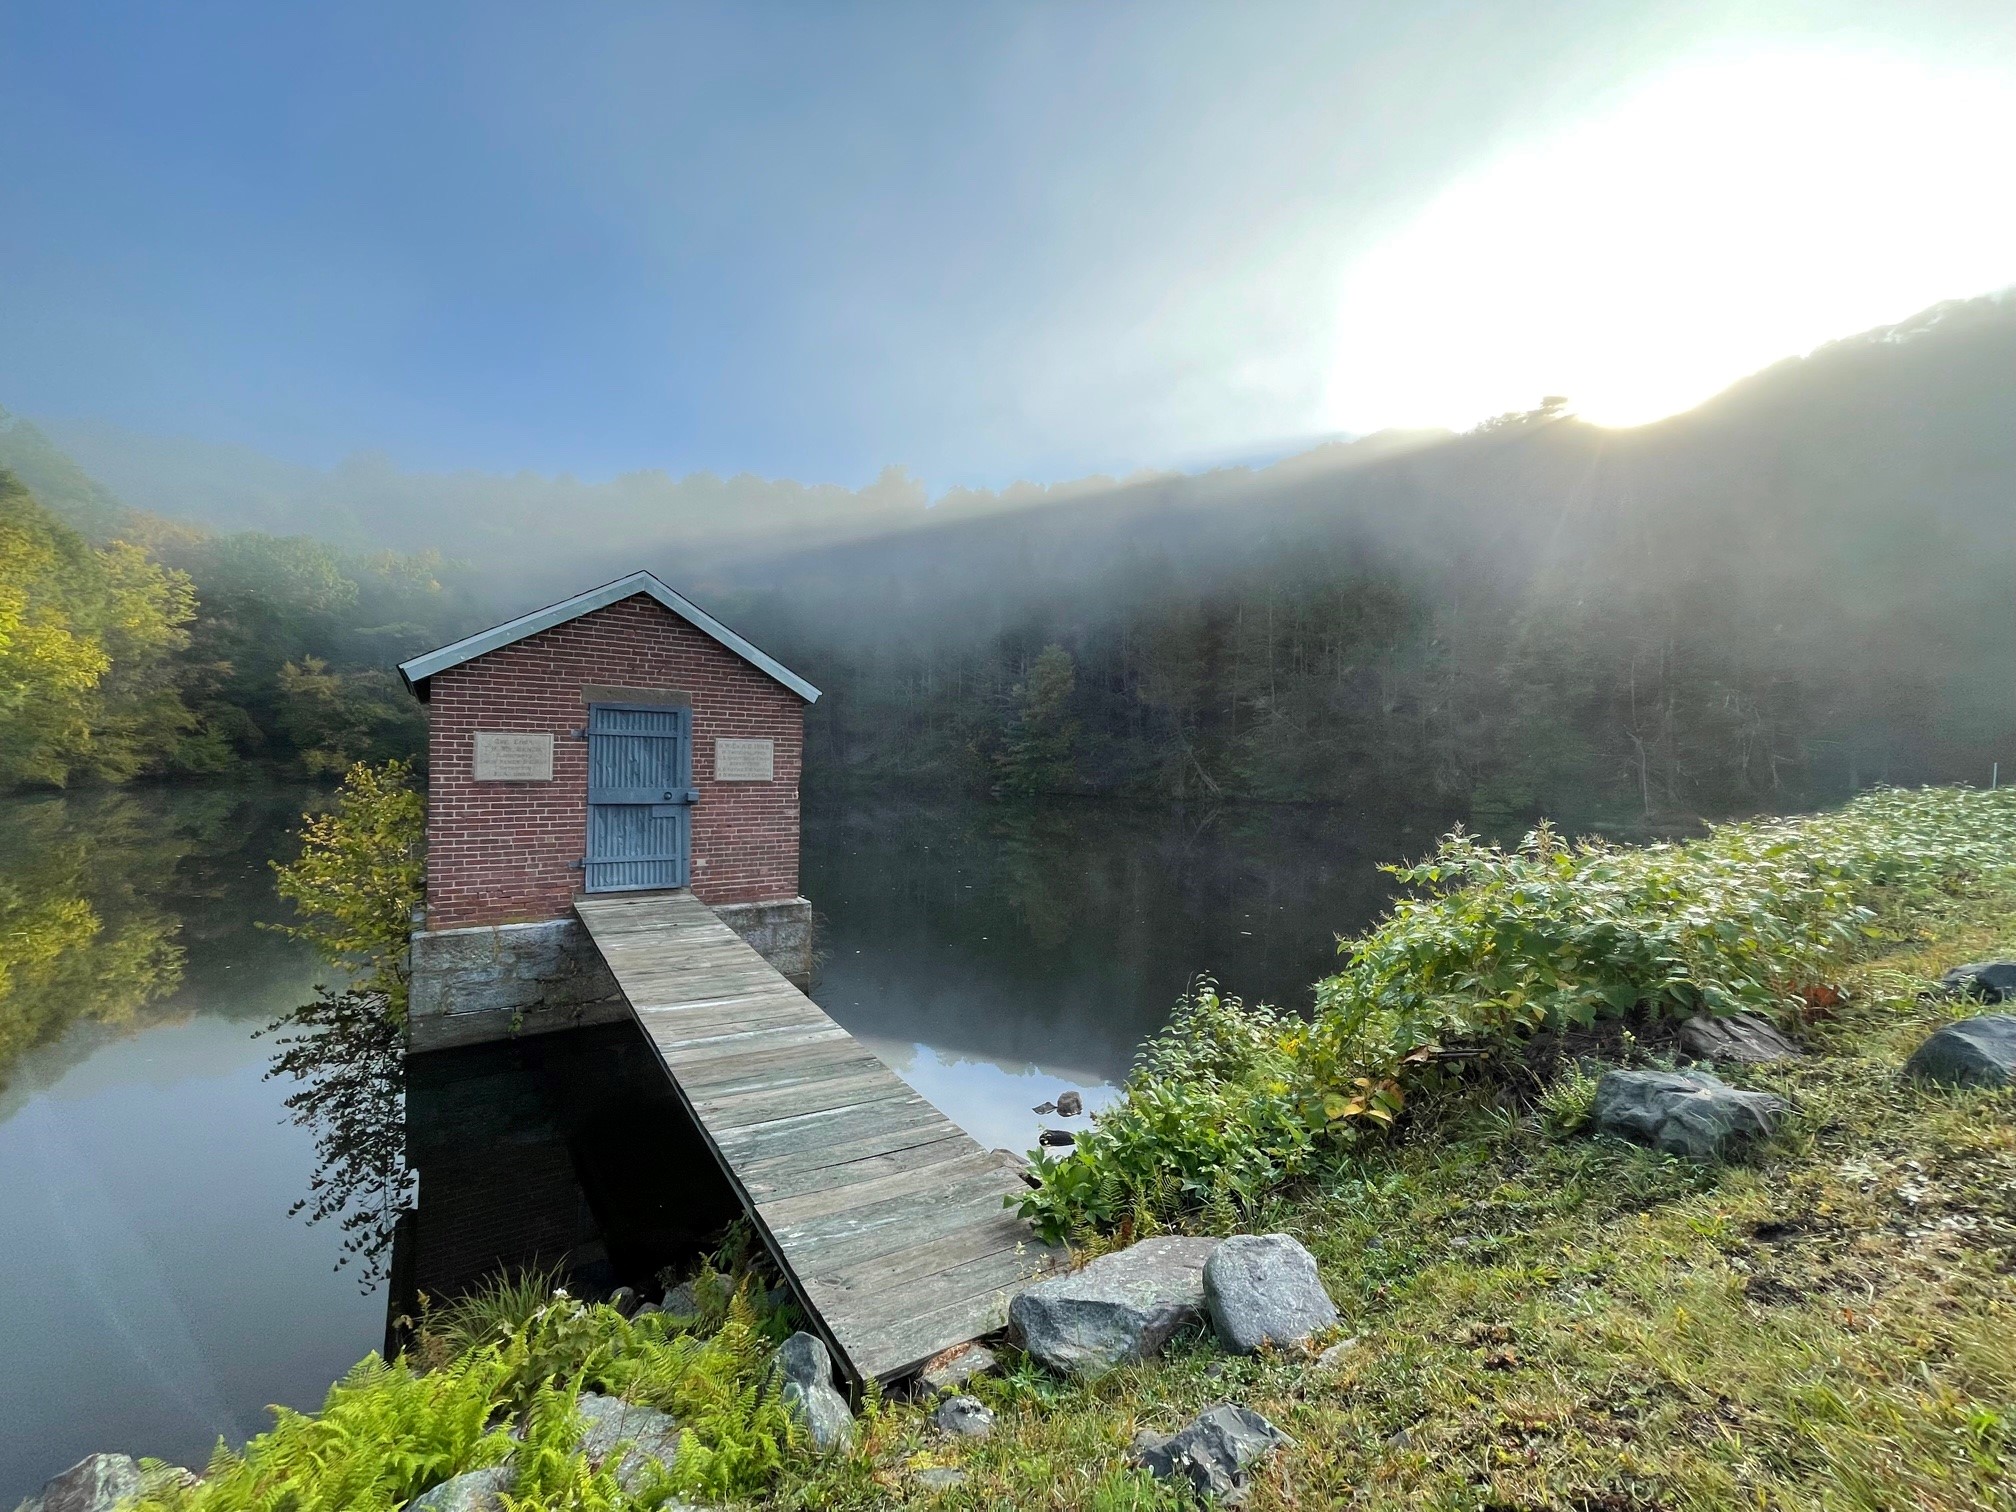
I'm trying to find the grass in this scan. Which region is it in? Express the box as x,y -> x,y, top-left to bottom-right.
778,895 -> 2016,1511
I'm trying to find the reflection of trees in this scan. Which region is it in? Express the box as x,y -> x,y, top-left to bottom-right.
262,986 -> 412,1286
0,794 -> 188,1092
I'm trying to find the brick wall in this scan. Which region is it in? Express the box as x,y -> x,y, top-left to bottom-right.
423,593 -> 806,928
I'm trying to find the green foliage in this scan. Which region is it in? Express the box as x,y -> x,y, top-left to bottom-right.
271,759 -> 425,1009
137,1283 -> 801,1512
1023,785 -> 2016,1241
134,1352 -> 515,1512
0,469 -> 198,785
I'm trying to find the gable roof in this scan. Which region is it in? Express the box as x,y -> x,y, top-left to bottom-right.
397,570 -> 821,703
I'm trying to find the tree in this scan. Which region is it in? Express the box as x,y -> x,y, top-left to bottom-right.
995,644 -> 1081,797
0,470 -> 197,785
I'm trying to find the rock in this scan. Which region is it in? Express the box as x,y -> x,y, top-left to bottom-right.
1904,1014 -> 2016,1089
662,1281 -> 698,1315
573,1392 -> 681,1491
632,1301 -> 662,1318
1679,1012 -> 1802,1065
1938,961 -> 2016,1004
1032,1100 -> 1058,1115
912,1467 -> 968,1489
1036,1128 -> 1075,1147
1203,1233 -> 1340,1354
1056,1090 -> 1084,1117
768,1332 -> 855,1451
918,1341 -> 998,1394
1008,1235 -> 1220,1376
1591,1069 -> 1786,1160
12,1455 -> 142,1512
408,1465 -> 513,1512
1316,1337 -> 1362,1371
1132,1403 -> 1290,1502
931,1395 -> 995,1438
992,1149 -> 1040,1190
607,1286 -> 640,1317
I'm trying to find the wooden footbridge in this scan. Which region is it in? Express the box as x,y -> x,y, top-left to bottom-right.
574,891 -> 1062,1386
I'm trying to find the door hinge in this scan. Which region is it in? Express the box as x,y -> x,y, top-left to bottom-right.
568,859 -> 586,871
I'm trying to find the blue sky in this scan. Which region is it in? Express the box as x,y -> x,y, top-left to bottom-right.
2,1 -> 2012,490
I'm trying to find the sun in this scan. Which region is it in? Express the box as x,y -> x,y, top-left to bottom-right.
1323,51 -> 2016,433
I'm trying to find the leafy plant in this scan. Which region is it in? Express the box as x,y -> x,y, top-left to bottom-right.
1023,786 -> 2016,1240
270,758 -> 425,1011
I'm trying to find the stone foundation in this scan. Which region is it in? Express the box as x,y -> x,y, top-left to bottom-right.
709,896 -> 815,988
407,895 -> 815,1051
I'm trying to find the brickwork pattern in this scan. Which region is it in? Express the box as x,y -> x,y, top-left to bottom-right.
424,593 -> 805,928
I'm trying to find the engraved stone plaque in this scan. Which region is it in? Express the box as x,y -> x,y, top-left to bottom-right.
714,737 -> 775,782
473,730 -> 554,781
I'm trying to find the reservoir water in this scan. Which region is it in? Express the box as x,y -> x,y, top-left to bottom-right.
0,785 -> 1437,1500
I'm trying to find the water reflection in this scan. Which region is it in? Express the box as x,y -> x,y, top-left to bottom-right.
0,786 -> 383,1503
261,988 -> 412,1284
804,797 -> 1441,1152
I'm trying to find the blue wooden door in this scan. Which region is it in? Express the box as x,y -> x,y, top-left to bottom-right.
584,704 -> 694,892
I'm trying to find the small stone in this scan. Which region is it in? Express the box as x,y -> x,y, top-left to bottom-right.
12,1454 -> 142,1512
912,1467 -> 968,1489
1316,1337 -> 1362,1370
408,1465 -> 513,1512
574,1393 -> 681,1491
1036,1128 -> 1075,1146
931,1395 -> 995,1438
1591,1068 -> 1786,1161
1679,1013 -> 1803,1065
1056,1090 -> 1084,1117
1937,962 -> 2016,1004
606,1286 -> 639,1317
1032,1101 -> 1058,1115
768,1332 -> 855,1451
1008,1235 -> 1220,1377
918,1341 -> 998,1394
1132,1403 -> 1289,1502
632,1301 -> 662,1318
1904,1014 -> 2016,1089
1204,1233 -> 1340,1354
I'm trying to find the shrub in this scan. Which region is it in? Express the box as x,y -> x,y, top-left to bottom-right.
270,758 -> 424,1012
1021,786 -> 2016,1242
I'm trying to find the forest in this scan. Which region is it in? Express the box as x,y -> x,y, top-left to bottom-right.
4,291 -> 2013,827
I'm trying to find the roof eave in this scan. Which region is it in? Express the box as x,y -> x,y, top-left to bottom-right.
396,571 -> 821,704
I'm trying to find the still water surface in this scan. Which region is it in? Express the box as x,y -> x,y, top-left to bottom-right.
0,786 -> 1437,1499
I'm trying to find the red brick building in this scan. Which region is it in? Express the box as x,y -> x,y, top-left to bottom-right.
398,571 -> 820,1050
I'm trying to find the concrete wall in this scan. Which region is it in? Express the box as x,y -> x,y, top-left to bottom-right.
423,591 -> 807,929
408,899 -> 815,1050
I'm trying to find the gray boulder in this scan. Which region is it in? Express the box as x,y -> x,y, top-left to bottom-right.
1679,1012 -> 1802,1065
1132,1403 -> 1290,1501
408,1465 -> 513,1512
662,1281 -> 698,1316
1904,1014 -> 2016,1089
769,1332 -> 855,1451
918,1341 -> 998,1395
1591,1069 -> 1786,1160
1938,962 -> 2016,1004
12,1455 -> 141,1512
930,1395 -> 995,1438
1055,1090 -> 1084,1117
1203,1233 -> 1339,1354
574,1392 -> 680,1491
1008,1235 -> 1220,1377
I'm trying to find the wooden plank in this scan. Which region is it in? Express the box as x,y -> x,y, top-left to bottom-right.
574,890 -> 1060,1388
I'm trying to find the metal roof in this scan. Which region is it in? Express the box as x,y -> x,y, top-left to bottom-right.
397,570 -> 821,703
